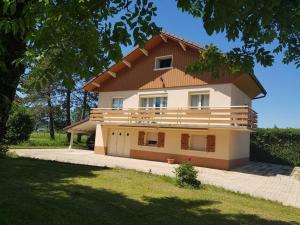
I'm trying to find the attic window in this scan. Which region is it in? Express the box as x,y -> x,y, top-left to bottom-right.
154,55 -> 173,70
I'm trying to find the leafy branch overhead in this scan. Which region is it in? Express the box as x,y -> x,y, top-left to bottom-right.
1,0 -> 161,89
177,0 -> 300,73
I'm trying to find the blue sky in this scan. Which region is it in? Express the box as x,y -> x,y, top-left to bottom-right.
124,0 -> 300,128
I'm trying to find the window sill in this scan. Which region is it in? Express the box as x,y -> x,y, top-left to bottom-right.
153,67 -> 173,71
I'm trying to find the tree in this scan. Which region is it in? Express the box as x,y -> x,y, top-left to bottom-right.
177,0 -> 300,75
6,103 -> 34,145
0,0 -> 160,152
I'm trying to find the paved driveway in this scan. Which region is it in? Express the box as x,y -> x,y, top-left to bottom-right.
11,148 -> 300,208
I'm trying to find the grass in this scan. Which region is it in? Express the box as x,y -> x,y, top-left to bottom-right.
0,154 -> 299,225
10,132 -> 88,149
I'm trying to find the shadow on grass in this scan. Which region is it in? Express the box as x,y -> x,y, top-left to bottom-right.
0,156 -> 298,225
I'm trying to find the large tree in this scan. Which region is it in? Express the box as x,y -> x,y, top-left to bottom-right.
0,0 -> 160,150
177,0 -> 299,76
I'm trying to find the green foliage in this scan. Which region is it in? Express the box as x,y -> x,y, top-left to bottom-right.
1,156 -> 299,225
0,140 -> 8,157
5,104 -> 34,145
175,161 -> 201,188
186,44 -> 254,78
250,128 -> 300,166
177,0 -> 300,71
10,132 -> 88,149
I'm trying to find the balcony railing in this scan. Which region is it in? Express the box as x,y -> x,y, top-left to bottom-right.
90,106 -> 257,129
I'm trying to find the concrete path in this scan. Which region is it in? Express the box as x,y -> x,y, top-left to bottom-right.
11,148 -> 300,208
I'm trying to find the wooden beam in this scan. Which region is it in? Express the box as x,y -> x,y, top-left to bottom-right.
91,82 -> 100,87
122,60 -> 131,68
160,34 -> 167,42
139,48 -> 148,56
178,41 -> 186,51
108,71 -> 116,78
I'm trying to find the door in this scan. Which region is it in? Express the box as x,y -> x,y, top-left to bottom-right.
108,129 -> 130,157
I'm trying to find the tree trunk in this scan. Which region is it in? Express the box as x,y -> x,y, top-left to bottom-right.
47,93 -> 55,140
0,36 -> 26,145
0,2 -> 27,150
77,91 -> 87,143
66,89 -> 71,142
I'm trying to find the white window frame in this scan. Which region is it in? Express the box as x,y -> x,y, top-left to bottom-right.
154,55 -> 173,71
139,95 -> 168,109
111,97 -> 124,109
189,91 -> 210,109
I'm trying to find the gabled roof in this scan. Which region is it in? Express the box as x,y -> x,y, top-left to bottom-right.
83,31 -> 266,99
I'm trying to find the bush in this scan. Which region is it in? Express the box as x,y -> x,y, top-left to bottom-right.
175,161 -> 201,189
5,104 -> 35,145
250,128 -> 300,166
0,141 -> 8,157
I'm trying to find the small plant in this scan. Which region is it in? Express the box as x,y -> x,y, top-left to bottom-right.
174,160 -> 201,189
0,141 -> 8,157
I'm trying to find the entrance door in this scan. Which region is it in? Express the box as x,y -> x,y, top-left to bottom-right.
108,129 -> 130,157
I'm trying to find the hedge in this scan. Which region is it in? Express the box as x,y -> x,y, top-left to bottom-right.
250,128 -> 300,166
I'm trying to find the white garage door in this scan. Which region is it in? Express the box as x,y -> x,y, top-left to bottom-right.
107,129 -> 131,157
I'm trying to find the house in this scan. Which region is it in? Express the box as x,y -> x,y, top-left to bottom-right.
65,32 -> 266,170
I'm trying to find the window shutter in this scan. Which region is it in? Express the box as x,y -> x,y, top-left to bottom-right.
157,132 -> 165,147
181,133 -> 189,150
138,131 -> 145,146
206,135 -> 216,152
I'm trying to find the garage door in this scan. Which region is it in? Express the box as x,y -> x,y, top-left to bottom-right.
107,129 -> 130,157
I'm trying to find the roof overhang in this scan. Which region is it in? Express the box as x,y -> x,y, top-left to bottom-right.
83,31 -> 266,100
64,118 -> 96,134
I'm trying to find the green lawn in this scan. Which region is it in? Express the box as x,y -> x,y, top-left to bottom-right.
0,154 -> 299,225
10,132 -> 88,149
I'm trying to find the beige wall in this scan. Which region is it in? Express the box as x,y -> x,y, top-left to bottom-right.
229,130 -> 250,159
97,83 -> 250,109
94,125 -> 250,161
230,85 -> 252,106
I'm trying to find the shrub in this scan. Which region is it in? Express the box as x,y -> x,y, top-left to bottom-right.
250,128 -> 300,166
0,141 -> 8,157
175,161 -> 201,189
5,104 -> 35,145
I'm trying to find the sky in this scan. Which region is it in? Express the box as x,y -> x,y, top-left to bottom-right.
124,0 -> 300,128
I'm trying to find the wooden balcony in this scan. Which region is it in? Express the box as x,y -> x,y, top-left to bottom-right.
90,106 -> 257,130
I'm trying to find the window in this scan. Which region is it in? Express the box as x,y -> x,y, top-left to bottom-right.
112,97 -> 123,109
140,96 -> 167,109
154,55 -> 173,70
146,132 -> 158,146
190,135 -> 206,151
190,93 -> 209,109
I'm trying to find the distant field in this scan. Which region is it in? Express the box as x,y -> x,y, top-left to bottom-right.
10,132 -> 88,149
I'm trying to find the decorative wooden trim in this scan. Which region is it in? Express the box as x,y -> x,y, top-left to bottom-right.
178,41 -> 186,51
139,48 -> 148,56
122,60 -> 131,68
91,82 -> 100,87
90,106 -> 257,129
160,34 -> 167,42
206,135 -> 216,152
138,131 -> 145,145
108,71 -> 116,78
157,132 -> 165,147
181,133 -> 189,150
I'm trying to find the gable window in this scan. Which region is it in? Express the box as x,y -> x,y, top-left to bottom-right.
154,55 -> 173,70
189,93 -> 209,109
140,96 -> 167,109
112,97 -> 124,109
